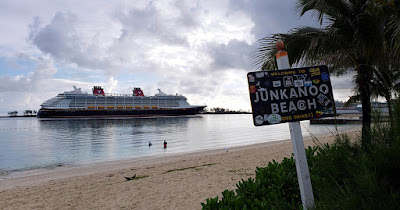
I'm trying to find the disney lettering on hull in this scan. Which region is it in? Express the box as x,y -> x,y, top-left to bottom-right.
248,65 -> 335,126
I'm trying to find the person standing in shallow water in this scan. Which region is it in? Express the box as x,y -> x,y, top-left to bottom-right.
163,140 -> 167,148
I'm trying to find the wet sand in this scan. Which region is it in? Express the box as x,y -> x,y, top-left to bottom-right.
0,128 -> 360,209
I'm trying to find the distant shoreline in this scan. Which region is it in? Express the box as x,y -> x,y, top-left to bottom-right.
201,112 -> 251,114
0,115 -> 36,118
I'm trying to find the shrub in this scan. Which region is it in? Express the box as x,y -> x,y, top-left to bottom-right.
202,150 -> 318,209
202,99 -> 400,209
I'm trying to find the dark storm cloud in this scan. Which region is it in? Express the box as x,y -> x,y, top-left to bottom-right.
229,0 -> 322,38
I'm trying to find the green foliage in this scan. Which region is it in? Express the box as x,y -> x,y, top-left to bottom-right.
202,156 -> 304,209
23,110 -> 33,116
7,110 -> 18,116
134,175 -> 149,180
202,99 -> 400,209
205,108 -> 250,114
23,110 -> 38,116
311,132 -> 400,209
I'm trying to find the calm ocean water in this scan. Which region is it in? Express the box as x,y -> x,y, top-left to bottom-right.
0,114 -> 360,174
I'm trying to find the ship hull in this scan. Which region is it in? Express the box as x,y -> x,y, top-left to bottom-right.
36,107 -> 205,118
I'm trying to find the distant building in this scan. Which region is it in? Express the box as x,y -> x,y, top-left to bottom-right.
335,101 -> 360,114
355,102 -> 389,113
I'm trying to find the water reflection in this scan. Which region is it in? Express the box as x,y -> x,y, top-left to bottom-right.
37,117 -> 195,162
0,115 -> 360,172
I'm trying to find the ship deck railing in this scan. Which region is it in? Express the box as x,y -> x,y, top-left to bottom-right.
92,93 -> 184,98
61,93 -> 186,100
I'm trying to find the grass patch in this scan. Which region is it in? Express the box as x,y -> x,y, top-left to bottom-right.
243,172 -> 255,176
163,163 -> 217,174
229,168 -> 254,176
134,175 -> 149,180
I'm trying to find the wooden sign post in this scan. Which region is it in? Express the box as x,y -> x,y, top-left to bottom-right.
276,40 -> 315,209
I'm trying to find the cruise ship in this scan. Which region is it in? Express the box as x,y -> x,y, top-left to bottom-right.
37,86 -> 206,118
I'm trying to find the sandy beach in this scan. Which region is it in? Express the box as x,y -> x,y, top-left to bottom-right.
0,128 -> 360,209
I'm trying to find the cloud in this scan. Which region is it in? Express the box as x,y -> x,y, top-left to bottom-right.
331,74 -> 355,90
208,39 -> 252,70
29,12 -> 119,75
27,1 -> 257,78
30,12 -> 80,60
0,57 -> 61,113
115,2 -> 191,45
229,0 -> 323,38
0,57 -> 56,92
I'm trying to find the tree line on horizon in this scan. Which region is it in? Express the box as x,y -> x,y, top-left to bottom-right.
252,0 -> 400,145
7,110 -> 37,117
204,107 -> 251,114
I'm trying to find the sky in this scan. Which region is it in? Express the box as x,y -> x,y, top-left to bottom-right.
0,0 -> 354,115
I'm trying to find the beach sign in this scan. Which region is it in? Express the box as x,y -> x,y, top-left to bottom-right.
251,40 -> 319,209
247,65 -> 335,126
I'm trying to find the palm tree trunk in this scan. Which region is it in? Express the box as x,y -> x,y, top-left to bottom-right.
357,65 -> 372,145
385,93 -> 392,118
